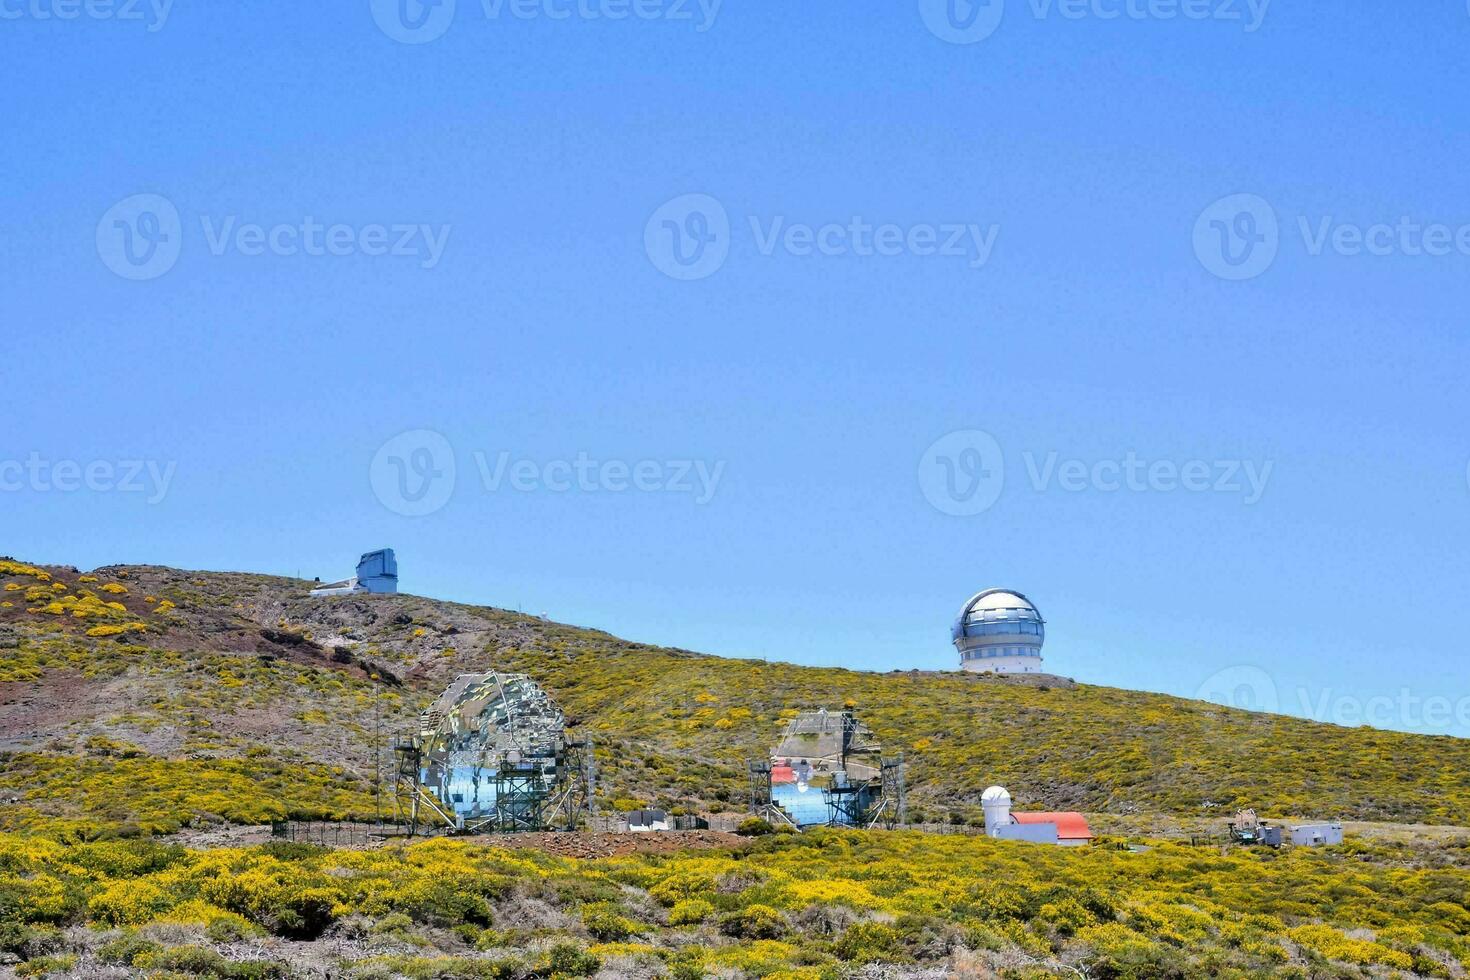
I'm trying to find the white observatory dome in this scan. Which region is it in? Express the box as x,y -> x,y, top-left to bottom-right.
981,785 -> 1013,835
952,589 -> 1045,675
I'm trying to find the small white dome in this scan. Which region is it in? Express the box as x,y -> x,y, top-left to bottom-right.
982,785 -> 1012,804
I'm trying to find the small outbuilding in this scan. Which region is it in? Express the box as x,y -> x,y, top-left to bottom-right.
982,786 -> 1094,846
1011,811 -> 1095,846
626,809 -> 670,833
1290,822 -> 1343,846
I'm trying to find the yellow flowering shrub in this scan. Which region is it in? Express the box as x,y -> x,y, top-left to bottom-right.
0,559 -> 50,581
667,898 -> 713,925
0,829 -> 1462,977
85,623 -> 148,638
88,879 -> 170,925
1288,923 -> 1415,969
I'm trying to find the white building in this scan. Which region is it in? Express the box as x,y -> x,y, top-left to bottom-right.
1290,822 -> 1343,846
981,785 -> 1093,847
952,589 -> 1045,674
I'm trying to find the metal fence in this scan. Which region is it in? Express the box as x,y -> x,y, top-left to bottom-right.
586,813 -> 743,833
269,816 -> 995,845
270,820 -> 411,847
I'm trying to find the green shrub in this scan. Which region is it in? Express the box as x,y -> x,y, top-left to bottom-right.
1038,897 -> 1098,936
133,944 -> 289,979
668,899 -> 713,926
833,920 -> 905,962
580,903 -> 643,942
736,817 -> 774,836
15,954 -> 76,978
718,903 -> 786,939
98,931 -> 164,965
531,942 -> 599,977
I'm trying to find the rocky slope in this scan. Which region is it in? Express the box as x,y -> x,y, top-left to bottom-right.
2,556 -> 1468,836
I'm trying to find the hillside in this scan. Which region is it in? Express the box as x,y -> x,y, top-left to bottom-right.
3,556 -> 1469,837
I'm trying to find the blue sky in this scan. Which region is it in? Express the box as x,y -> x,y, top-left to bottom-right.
4,2 -> 1470,737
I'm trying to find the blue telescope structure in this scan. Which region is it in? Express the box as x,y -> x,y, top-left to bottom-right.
310,549 -> 398,597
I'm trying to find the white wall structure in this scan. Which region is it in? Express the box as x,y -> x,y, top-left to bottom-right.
952,589 -> 1045,674
1290,823 -> 1344,846
627,809 -> 670,833
994,822 -> 1061,844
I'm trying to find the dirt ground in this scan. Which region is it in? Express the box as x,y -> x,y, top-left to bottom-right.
164,823 -> 749,858
1088,811 -> 1470,846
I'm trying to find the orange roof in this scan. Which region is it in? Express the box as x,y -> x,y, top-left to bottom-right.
1011,811 -> 1094,840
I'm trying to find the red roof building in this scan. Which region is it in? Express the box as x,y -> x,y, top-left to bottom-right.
1011,811 -> 1094,845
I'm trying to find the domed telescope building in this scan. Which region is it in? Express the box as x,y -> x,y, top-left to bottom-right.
952,589 -> 1045,674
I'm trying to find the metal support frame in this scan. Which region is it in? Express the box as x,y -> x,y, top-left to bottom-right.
823,784 -> 868,827
751,709 -> 907,832
747,759 -> 800,830
396,733 -> 595,837
490,765 -> 551,832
